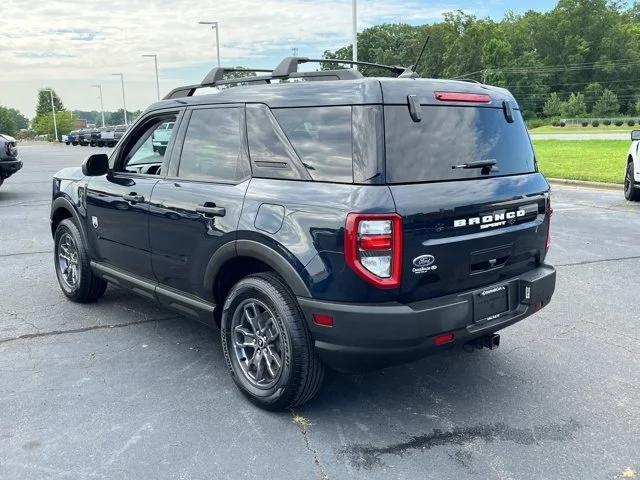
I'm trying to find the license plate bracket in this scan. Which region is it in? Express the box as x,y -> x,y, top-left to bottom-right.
473,285 -> 509,323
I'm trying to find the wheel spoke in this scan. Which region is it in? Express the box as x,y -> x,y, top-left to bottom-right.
264,347 -> 282,378
254,350 -> 265,381
243,303 -> 260,333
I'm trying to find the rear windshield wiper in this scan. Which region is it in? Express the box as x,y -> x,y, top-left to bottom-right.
452,159 -> 498,171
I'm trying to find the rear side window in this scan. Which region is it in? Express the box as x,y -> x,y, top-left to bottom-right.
178,107 -> 249,183
384,106 -> 535,184
273,107 -> 353,183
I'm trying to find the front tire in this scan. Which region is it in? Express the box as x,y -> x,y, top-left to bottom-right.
54,219 -> 107,302
624,162 -> 640,201
221,273 -> 325,410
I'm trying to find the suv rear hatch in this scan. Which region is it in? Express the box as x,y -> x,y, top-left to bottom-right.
381,81 -> 551,303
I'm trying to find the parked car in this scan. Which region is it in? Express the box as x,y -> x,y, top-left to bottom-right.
67,131 -> 79,146
89,128 -> 101,147
77,129 -> 91,146
0,134 -> 22,187
50,57 -> 555,410
97,127 -> 117,148
625,130 -> 640,201
151,121 -> 174,155
114,124 -> 128,141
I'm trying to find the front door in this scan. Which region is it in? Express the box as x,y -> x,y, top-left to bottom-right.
86,110 -> 181,279
149,106 -> 251,302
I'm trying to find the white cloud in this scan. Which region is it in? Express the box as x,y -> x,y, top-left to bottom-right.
1,0 -> 455,117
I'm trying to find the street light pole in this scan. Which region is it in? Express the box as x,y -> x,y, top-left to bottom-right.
352,0 -> 358,70
142,54 -> 160,101
198,21 -> 221,67
111,73 -> 127,125
44,89 -> 58,142
91,84 -> 105,127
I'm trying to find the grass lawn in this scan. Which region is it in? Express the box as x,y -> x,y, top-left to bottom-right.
532,139 -> 629,184
530,124 -> 637,134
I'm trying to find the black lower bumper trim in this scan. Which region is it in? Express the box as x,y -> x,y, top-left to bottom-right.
298,264 -> 556,371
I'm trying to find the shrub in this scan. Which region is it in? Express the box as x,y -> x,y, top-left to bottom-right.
559,121 -> 566,127
592,120 -> 599,127
603,119 -> 612,126
581,121 -> 589,127
615,120 -> 624,126
526,118 -> 548,129
552,121 -> 559,127
627,120 -> 635,127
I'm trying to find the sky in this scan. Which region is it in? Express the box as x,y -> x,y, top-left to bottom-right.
1,0 -> 558,119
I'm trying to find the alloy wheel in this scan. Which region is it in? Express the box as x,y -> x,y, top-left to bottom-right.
231,299 -> 284,389
57,233 -> 79,288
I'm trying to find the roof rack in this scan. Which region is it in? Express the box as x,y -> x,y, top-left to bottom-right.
163,57 -> 414,100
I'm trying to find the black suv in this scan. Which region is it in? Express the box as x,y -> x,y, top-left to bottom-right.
50,57 -> 555,410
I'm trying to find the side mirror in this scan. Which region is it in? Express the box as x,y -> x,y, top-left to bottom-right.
82,153 -> 109,176
632,130 -> 640,142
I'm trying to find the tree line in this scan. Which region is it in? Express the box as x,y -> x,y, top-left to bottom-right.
323,0 -> 640,119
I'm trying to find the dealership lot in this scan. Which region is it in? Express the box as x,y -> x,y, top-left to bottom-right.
1,144 -> 638,479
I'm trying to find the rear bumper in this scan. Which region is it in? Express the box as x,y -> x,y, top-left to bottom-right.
298,264 -> 556,371
0,159 -> 23,179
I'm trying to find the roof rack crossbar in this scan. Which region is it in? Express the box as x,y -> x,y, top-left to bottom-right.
272,57 -> 406,77
163,56 -> 413,100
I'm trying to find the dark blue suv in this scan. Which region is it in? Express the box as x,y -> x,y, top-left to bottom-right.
50,58 -> 555,410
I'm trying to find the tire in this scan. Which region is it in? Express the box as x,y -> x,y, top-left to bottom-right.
54,219 -> 107,302
624,162 -> 640,201
157,147 -> 166,156
65,142 -> 70,145
221,272 -> 325,410
72,142 -> 78,146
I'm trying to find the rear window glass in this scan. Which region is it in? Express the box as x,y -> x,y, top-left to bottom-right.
273,107 -> 353,183
384,106 -> 535,183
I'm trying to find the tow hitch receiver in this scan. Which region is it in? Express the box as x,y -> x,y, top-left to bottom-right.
466,333 -> 500,351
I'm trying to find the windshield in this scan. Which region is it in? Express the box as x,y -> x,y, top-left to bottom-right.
384,105 -> 535,183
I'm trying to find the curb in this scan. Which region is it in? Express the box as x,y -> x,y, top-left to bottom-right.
548,178 -> 622,191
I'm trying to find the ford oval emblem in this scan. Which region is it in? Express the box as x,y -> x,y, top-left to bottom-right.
413,254 -> 435,268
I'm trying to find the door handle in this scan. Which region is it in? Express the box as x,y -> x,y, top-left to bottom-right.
196,203 -> 226,217
123,193 -> 145,203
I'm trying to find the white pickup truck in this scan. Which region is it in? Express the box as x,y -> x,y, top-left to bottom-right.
151,122 -> 174,155
626,130 -> 640,201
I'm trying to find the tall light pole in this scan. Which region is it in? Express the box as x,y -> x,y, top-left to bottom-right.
111,73 -> 127,125
44,89 -> 58,142
198,21 -> 221,67
142,54 -> 160,101
352,0 -> 358,70
91,84 -> 105,127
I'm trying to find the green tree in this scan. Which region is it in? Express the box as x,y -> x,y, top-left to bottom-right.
634,98 -> 640,116
561,92 -> 587,118
0,106 -> 29,136
35,89 -> 65,118
584,82 -> 603,113
592,89 -> 620,117
32,111 -> 77,140
543,92 -> 563,118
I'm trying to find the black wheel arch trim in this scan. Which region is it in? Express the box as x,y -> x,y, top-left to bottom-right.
51,196 -> 89,244
204,239 -> 312,299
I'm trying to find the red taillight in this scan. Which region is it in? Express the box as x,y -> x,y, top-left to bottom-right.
344,213 -> 402,289
435,91 -> 492,103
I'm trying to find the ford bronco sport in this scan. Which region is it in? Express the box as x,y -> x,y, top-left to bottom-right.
50,57 -> 555,410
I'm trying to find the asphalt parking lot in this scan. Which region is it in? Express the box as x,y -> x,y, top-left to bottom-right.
1,143 -> 639,480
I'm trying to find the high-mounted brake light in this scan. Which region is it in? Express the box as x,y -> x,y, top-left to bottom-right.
345,213 -> 402,289
435,92 -> 492,103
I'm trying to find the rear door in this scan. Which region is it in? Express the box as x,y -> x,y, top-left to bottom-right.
148,105 -> 250,306
383,97 -> 551,304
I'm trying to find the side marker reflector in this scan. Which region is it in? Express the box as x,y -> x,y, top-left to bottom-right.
434,332 -> 455,345
313,313 -> 334,327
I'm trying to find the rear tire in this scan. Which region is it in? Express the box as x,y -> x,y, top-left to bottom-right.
624,162 -> 640,201
221,272 -> 325,410
54,219 -> 107,302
